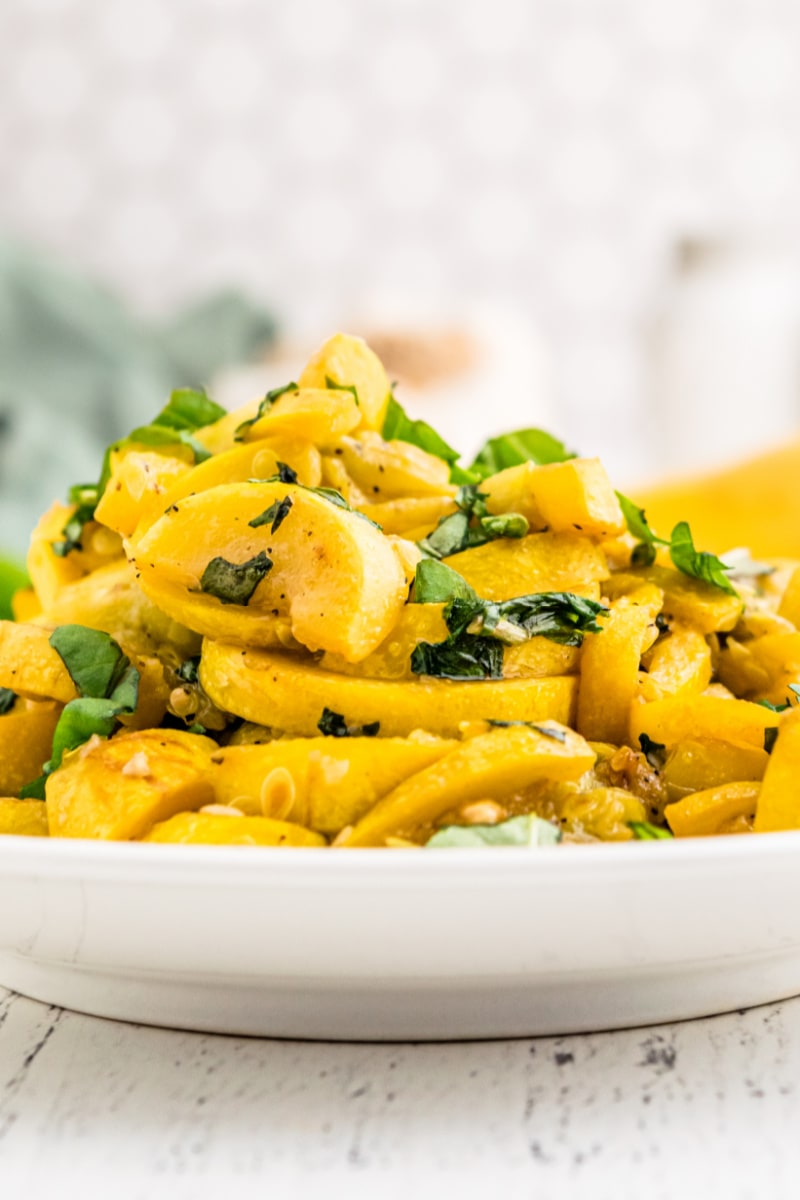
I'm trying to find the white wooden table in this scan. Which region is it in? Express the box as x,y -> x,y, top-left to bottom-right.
1,986 -> 798,1198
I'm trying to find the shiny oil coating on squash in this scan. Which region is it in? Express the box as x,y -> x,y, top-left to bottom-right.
2,331 -> 800,849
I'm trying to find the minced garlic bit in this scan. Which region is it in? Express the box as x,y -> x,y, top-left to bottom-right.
199,804 -> 245,818
121,751 -> 152,778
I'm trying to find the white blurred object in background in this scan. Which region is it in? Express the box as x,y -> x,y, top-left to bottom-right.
213,307 -> 556,464
651,236 -> 800,474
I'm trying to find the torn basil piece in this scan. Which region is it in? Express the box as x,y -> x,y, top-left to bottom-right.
317,707 -> 380,737
325,376 -> 359,405
469,428 -> 574,478
234,382 -> 298,440
199,552 -> 273,606
427,814 -> 561,848
410,636 -> 504,681
0,687 -> 16,715
628,821 -> 673,840
49,625 -> 133,701
249,496 -> 293,533
381,393 -> 460,466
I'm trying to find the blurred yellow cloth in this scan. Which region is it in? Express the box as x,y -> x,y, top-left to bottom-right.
638,440 -> 800,560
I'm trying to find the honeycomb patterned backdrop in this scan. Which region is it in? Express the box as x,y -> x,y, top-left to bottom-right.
2,0 -> 800,475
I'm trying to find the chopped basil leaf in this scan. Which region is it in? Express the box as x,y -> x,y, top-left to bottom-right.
410,636 -> 504,680
317,707 -> 380,737
249,496 -> 293,533
151,387 -> 226,433
530,723 -> 567,742
325,376 -> 359,405
427,814 -> 561,848
473,592 -> 606,647
0,687 -> 17,715
381,393 -> 460,466
417,484 -> 529,558
19,775 -> 47,800
669,522 -> 737,595
764,727 -> 780,754
616,492 -> 658,544
34,625 -> 142,781
199,552 -> 273,606
176,656 -> 201,685
275,461 -> 298,484
50,625 -> 133,700
56,387 -> 224,557
469,428 -> 574,478
617,493 -> 737,595
638,732 -> 667,771
234,382 -> 298,440
757,683 -> 800,714
413,559 -> 478,605
629,821 -> 673,840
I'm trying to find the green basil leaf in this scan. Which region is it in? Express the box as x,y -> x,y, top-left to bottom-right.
410,636 -> 504,680
0,687 -> 17,715
199,552 -> 273,606
479,512 -> 529,539
234,382 -> 298,440
669,521 -> 738,595
176,656 -> 201,685
629,821 -> 673,840
417,511 -> 472,558
427,814 -> 561,848
381,394 -> 460,466
764,727 -> 780,754
325,376 -> 359,405
248,496 -> 293,533
19,775 -> 47,800
616,491 -> 662,546
48,697 -> 124,772
125,423 -> 213,466
151,387 -> 226,433
49,625 -> 132,699
469,428 -> 574,478
638,732 -> 667,770
317,707 -> 380,737
413,560 -> 477,605
484,592 -> 607,647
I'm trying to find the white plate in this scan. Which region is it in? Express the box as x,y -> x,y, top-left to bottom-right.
1,834 -> 799,1041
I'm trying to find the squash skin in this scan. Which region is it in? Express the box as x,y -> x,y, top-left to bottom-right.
199,641 -> 578,738
665,781 -> 760,837
482,457 -> 625,538
131,481 -> 408,662
754,710 -> 800,832
630,694 -> 778,751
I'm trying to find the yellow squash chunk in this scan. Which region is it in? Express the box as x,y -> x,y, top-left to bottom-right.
0,798 -> 49,837
0,701 -> 61,796
318,454 -> 369,507
200,642 -> 579,738
46,728 -> 217,840
321,604 -> 449,679
94,447 -> 193,537
132,481 -> 408,661
502,638 -> 581,679
338,432 -> 452,498
483,457 -> 625,538
0,622 -> 76,702
630,694 -> 778,751
244,388 -> 360,448
663,738 -> 768,798
211,734 -> 455,835
144,811 -> 325,847
577,597 -> 655,743
134,438 -> 323,537
754,710 -> 800,832
716,633 -> 800,708
40,559 -> 201,659
359,495 -> 457,536
636,438 -> 800,560
195,399 -> 260,456
343,724 -> 596,847
443,532 -> 608,602
27,502 -> 122,611
606,566 -> 742,634
298,333 -> 391,431
12,588 -> 42,622
642,625 -> 712,699
666,781 -> 760,837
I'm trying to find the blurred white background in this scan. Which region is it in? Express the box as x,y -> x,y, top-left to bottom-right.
2,0 -> 800,485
